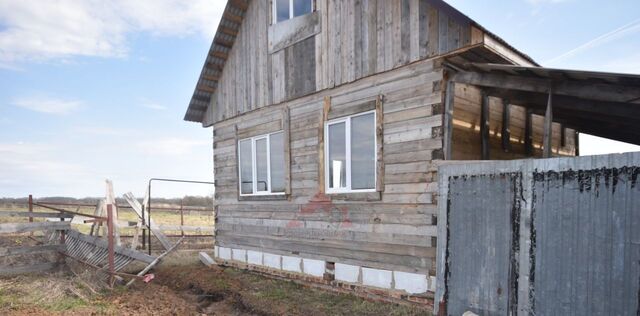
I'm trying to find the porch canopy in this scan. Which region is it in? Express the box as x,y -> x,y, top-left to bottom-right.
448,63 -> 640,147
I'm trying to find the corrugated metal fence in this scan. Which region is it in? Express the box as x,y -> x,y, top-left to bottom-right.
435,152 -> 640,315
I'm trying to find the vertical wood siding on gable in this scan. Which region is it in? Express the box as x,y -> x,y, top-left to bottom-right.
208,0 -> 471,125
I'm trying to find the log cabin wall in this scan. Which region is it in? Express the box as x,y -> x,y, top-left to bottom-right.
212,58 -> 443,292
451,83 -> 577,160
206,0 -> 473,124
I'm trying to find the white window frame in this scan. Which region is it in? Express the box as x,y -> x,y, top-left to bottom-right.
272,0 -> 314,24
238,131 -> 286,196
324,110 -> 377,194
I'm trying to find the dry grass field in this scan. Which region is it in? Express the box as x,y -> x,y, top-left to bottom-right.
0,250 -> 430,315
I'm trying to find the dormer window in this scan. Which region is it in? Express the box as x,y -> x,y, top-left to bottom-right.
273,0 -> 313,24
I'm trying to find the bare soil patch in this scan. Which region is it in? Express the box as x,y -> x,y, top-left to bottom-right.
0,251 -> 430,315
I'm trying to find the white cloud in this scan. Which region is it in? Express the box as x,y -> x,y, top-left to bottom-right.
137,137 -> 209,156
0,0 -> 225,65
12,96 -> 83,114
545,18 -> 640,66
139,98 -> 167,111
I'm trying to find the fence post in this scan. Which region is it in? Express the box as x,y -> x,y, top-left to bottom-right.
107,204 -> 115,287
180,200 -> 184,237
28,195 -> 33,236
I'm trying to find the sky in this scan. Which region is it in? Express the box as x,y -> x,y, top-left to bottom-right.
0,0 -> 639,198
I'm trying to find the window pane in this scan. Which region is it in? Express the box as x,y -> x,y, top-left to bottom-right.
351,113 -> 376,190
270,132 -> 285,193
239,140 -> 253,194
276,0 -> 290,22
328,122 -> 346,189
255,138 -> 269,192
293,0 -> 312,18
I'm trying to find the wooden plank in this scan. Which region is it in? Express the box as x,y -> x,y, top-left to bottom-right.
0,244 -> 64,257
525,108 -> 533,156
376,95 -> 385,192
105,179 -> 121,246
125,237 -> 184,287
0,221 -> 69,234
0,262 -> 58,276
122,192 -> 173,250
0,212 -> 73,219
502,99 -> 511,152
283,106 -> 292,196
543,89 -> 553,158
453,70 -> 639,103
327,99 -> 376,120
318,96 -> 330,193
480,91 -> 490,160
444,78 -> 454,160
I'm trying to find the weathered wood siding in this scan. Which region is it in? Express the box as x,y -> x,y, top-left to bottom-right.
213,59 -> 443,275
451,83 -> 576,160
208,0 -> 472,124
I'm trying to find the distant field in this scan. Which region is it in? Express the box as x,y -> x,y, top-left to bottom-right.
0,203 -> 214,236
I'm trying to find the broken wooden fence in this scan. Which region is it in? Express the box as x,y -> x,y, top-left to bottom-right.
0,210 -> 71,276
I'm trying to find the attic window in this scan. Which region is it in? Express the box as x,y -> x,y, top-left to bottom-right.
273,0 -> 313,24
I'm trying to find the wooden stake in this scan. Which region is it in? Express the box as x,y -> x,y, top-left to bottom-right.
543,87 -> 553,158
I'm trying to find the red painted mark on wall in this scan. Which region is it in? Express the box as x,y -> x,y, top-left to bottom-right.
286,192 -> 352,229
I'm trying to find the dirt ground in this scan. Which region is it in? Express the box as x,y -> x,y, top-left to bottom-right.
0,251 -> 430,315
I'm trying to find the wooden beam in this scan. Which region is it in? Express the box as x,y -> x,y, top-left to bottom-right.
453,71 -> 640,103
223,12 -> 243,24
197,84 -> 216,93
283,107 -> 292,196
443,80 -> 455,160
575,132 -> 580,156
375,95 -> 385,192
214,38 -> 234,49
501,99 -> 511,152
0,212 -> 73,219
318,96 -> 331,194
219,26 -> 238,37
480,91 -> 490,160
485,88 -> 640,121
543,88 -> 553,158
210,51 -> 228,60
205,62 -> 223,72
560,124 -> 566,147
525,108 -> 533,156
202,74 -> 219,82
0,222 -> 69,234
229,0 -> 249,11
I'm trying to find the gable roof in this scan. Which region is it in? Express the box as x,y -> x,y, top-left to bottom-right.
184,0 -> 536,123
184,0 -> 249,123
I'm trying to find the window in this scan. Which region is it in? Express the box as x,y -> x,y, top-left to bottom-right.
273,0 -> 313,24
238,132 -> 286,195
325,111 -> 377,193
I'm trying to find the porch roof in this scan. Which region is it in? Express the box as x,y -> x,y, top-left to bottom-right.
448,62 -> 640,145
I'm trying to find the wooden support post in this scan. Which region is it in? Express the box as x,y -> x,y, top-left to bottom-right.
501,99 -> 511,152
575,132 -> 580,156
480,91 -> 490,160
375,94 -> 385,192
318,96 -> 331,193
28,195 -> 33,236
443,80 -> 455,160
543,88 -> 553,158
525,108 -> 533,156
560,124 -> 566,147
180,201 -> 184,237
107,204 -> 115,287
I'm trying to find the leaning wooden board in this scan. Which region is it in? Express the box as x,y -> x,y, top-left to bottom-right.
122,192 -> 172,250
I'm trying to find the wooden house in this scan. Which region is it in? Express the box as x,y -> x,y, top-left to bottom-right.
183,0 -> 586,302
